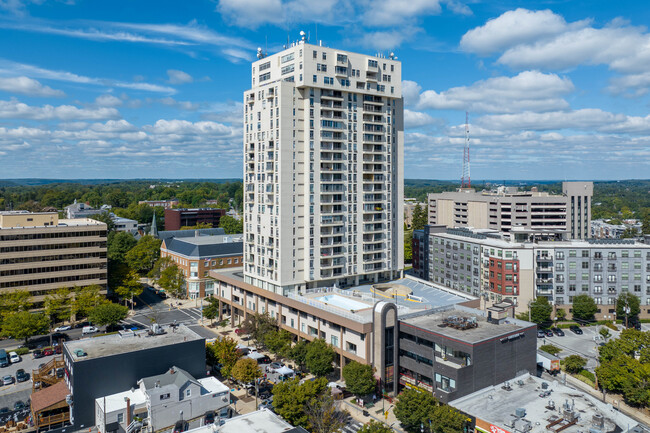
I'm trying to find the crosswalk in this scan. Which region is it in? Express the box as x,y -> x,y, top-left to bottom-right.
340,418 -> 364,433
123,307 -> 204,328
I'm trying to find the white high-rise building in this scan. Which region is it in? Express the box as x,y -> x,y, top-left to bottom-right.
243,37 -> 404,295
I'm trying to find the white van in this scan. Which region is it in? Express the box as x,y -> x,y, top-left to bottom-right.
82,326 -> 99,335
8,352 -> 20,364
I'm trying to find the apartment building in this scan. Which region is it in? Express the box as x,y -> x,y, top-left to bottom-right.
160,234 -> 243,298
243,37 -> 404,296
427,182 -> 593,240
413,226 -> 650,318
0,211 -> 107,308
164,208 -> 226,231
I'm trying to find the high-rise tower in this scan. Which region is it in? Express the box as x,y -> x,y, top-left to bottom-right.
243,37 -> 404,295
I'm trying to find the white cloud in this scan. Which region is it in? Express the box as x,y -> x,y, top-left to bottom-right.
404,109 -> 435,129
217,0 -> 345,28
167,69 -> 193,85
145,119 -> 234,137
0,99 -> 120,120
359,28 -> 421,50
362,0 -> 442,26
94,94 -> 122,107
0,76 -> 64,97
414,71 -> 574,113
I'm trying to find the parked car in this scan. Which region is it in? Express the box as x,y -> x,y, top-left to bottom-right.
74,321 -> 90,329
13,401 -> 25,411
570,325 -> 583,335
552,327 -> 565,336
32,350 -> 43,359
42,348 -> 54,356
173,420 -> 188,433
56,368 -> 65,379
55,346 -> 62,355
53,325 -> 71,332
0,408 -> 8,414
82,326 -> 99,335
537,330 -> 545,338
9,352 -> 20,364
269,362 -> 284,371
15,369 -> 28,383
2,375 -> 14,385
544,329 -> 553,337
204,411 -> 215,425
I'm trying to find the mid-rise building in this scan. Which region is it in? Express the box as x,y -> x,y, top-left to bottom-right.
427,182 -> 593,240
160,234 -> 243,298
64,201 -> 112,219
243,37 -> 404,296
0,211 -> 107,308
164,208 -> 226,231
412,226 -> 650,318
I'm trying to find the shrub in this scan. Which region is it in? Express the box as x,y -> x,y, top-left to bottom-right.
539,344 -> 562,356
15,347 -> 29,355
564,355 -> 587,373
579,369 -> 595,382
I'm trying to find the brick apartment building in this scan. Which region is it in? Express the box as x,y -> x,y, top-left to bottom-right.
164,208 -> 226,231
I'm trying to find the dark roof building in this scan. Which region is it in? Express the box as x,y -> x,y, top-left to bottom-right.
164,208 -> 226,231
157,227 -> 226,241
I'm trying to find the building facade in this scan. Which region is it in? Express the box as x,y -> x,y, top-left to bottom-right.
138,199 -> 179,209
160,235 -> 243,298
427,182 -> 593,240
243,38 -> 404,296
164,208 -> 226,231
0,211 -> 107,309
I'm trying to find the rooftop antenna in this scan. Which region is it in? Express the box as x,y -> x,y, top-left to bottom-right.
256,47 -> 264,59
315,23 -> 318,44
300,30 -> 306,42
461,111 -> 471,189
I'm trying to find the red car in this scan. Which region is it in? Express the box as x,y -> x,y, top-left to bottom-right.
55,346 -> 62,355
42,348 -> 54,356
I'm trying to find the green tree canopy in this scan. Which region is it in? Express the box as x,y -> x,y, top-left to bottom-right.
238,312 -> 278,348
265,329 -> 293,358
0,289 -> 32,319
394,388 -> 438,433
305,338 -> 336,377
125,235 -> 162,274
342,361 -> 376,397
44,287 -> 72,324
563,355 -> 587,373
208,337 -> 241,378
156,262 -> 186,298
305,393 -> 349,433
232,357 -> 262,386
358,421 -> 394,433
107,231 -> 137,263
203,297 -> 219,325
539,344 -> 562,355
411,204 -> 428,230
89,211 -> 115,232
572,294 -> 598,322
290,339 -> 309,369
430,404 -> 467,433
88,302 -> 128,327
1,311 -> 49,343
72,285 -> 104,318
617,293 -> 641,322
529,297 -> 553,326
272,377 -> 328,429
404,229 -> 413,262
115,270 -> 144,310
219,215 -> 243,234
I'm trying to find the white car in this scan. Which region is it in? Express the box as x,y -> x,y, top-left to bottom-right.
82,326 -> 99,335
8,352 -> 20,364
54,325 -> 71,332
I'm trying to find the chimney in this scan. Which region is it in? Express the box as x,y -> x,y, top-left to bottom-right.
169,367 -> 175,374
124,397 -> 131,427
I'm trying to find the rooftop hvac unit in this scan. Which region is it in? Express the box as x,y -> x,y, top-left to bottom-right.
515,408 -> 526,418
592,414 -> 605,429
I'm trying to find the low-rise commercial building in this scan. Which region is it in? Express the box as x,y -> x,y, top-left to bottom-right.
63,325 -> 205,431
164,208 -> 226,231
64,201 -> 112,219
0,211 -> 107,309
451,374 -> 638,433
185,409 -> 308,433
161,234 -> 243,298
138,199 -> 179,209
428,182 -> 593,240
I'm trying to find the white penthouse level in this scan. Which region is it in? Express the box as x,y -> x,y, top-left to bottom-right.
243,36 -> 404,295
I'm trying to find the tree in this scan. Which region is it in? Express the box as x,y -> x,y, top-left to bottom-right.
563,355 -> 587,374
108,260 -> 130,292
305,393 -> 349,433
44,287 -> 72,324
265,329 -> 293,358
305,338 -> 336,377
599,327 -> 611,341
0,289 -> 32,319
115,270 -> 143,310
125,235 -> 162,274
342,361 -> 376,397
1,312 -> 49,343
429,404 -> 467,433
572,294 -> 598,322
89,211 -> 115,232
231,357 -> 262,387
88,302 -> 128,327
157,262 -> 186,298
404,229 -> 413,262
239,313 -> 278,348
358,421 -> 393,433
180,222 -> 213,230
394,388 -> 438,433
555,308 -> 567,321
529,297 -> 553,326
72,285 -> 104,318
208,337 -> 241,379
411,204 -> 428,230
290,339 -> 309,370
617,293 -> 641,323
203,297 -> 219,326
272,377 -> 328,428
219,215 -> 243,234
107,231 -> 137,263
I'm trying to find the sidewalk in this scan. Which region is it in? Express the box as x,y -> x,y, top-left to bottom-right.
341,396 -> 405,433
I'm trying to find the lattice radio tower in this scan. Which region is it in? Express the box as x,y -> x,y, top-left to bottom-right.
461,111 -> 471,188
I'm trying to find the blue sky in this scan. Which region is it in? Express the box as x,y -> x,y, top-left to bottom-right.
0,0 -> 649,180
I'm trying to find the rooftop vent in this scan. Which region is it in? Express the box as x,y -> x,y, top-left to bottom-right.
515,408 -> 526,418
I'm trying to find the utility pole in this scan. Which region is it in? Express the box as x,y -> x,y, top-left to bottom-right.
624,299 -> 630,329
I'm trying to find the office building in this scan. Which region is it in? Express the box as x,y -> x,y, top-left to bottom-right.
427,182 -> 593,240
63,325 -> 205,430
243,37 -> 404,296
0,211 -> 107,309
412,226 -> 650,318
164,208 -> 226,231
160,234 -> 243,298
451,374 -> 638,433
397,305 -> 536,403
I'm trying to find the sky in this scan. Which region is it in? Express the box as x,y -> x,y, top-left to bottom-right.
0,0 -> 649,180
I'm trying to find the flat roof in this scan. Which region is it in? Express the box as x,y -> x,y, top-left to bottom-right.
96,388 -> 147,413
400,307 -> 532,344
177,235 -> 244,245
451,374 -> 638,433
197,377 -> 229,394
64,325 -> 203,361
187,409 -> 300,433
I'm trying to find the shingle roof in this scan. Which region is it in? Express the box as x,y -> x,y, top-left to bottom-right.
158,227 -> 226,241
164,237 -> 242,258
31,381 -> 70,412
140,366 -> 200,391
